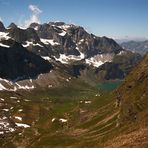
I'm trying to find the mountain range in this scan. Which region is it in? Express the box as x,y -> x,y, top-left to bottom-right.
0,21 -> 141,91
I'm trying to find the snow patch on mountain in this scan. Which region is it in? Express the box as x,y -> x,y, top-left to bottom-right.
59,118 -> 67,123
15,123 -> 30,128
0,83 -> 7,90
0,98 -> 4,101
0,43 -> 10,48
10,96 -> 17,99
18,109 -> 23,112
2,109 -> 9,112
34,26 -> 39,30
18,26 -> 27,30
41,56 -> 51,61
54,52 -> 85,64
59,30 -> 66,36
0,78 -> 35,91
54,54 -> 69,64
15,116 -> 22,121
57,24 -> 71,31
52,118 -> 56,122
85,54 -> 114,67
0,117 -> 15,134
0,32 -> 10,40
78,39 -> 85,44
15,83 -> 35,90
85,59 -> 104,67
40,38 -> 60,46
0,78 -> 14,86
22,41 -> 43,47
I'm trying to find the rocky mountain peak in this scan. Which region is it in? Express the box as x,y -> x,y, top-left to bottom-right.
0,21 -> 6,32
8,22 -> 17,29
8,26 -> 40,43
48,21 -> 66,26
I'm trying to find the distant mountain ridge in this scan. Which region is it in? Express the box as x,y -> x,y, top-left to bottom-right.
121,40 -> 148,55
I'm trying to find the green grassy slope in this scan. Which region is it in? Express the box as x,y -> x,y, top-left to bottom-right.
105,52 -> 148,147
0,53 -> 147,148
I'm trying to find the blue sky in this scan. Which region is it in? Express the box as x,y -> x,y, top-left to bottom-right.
0,0 -> 148,40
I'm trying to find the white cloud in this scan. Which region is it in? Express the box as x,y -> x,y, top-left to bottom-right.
23,5 -> 42,28
29,5 -> 42,14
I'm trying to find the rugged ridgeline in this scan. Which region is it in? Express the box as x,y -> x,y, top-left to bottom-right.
0,21 -> 141,90
121,40 -> 148,55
